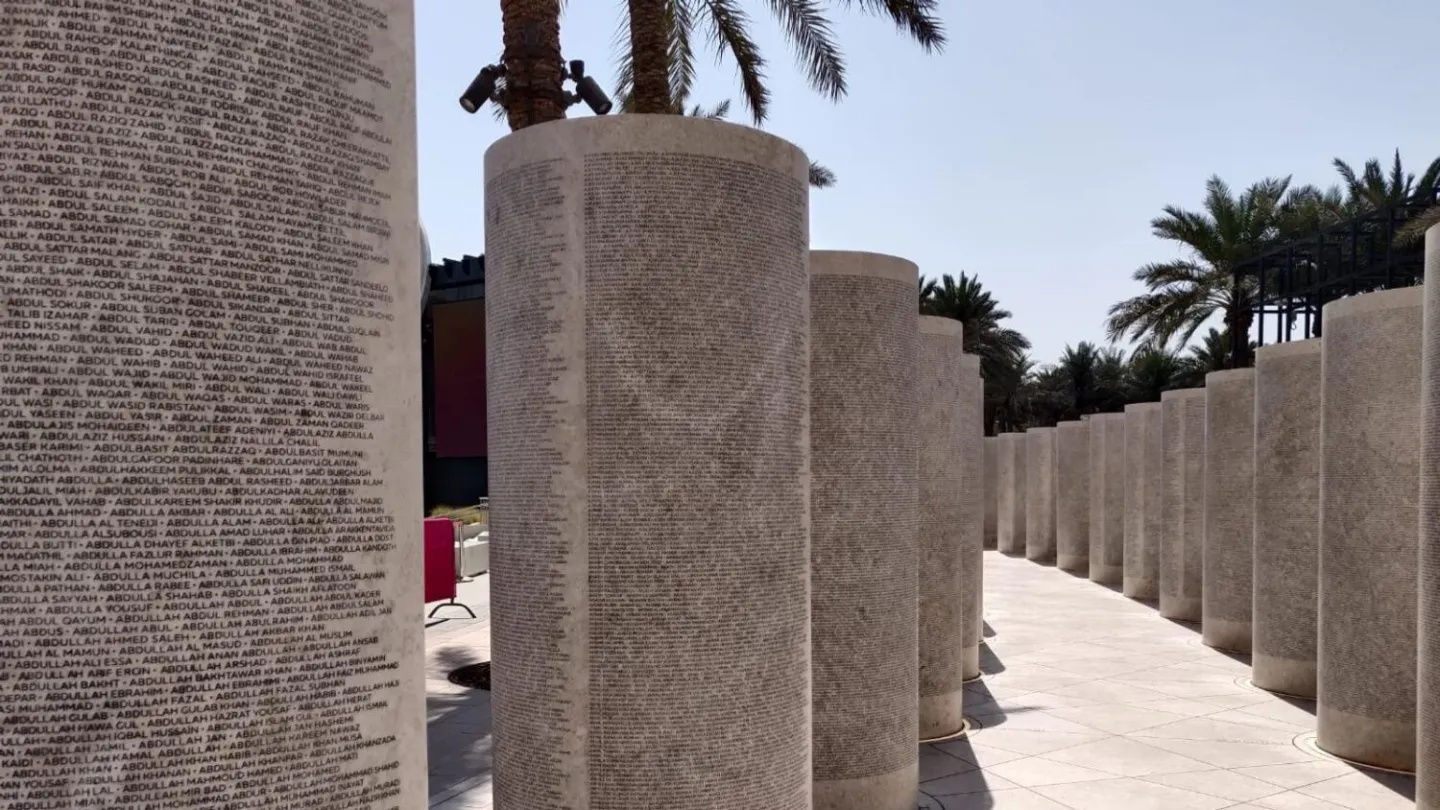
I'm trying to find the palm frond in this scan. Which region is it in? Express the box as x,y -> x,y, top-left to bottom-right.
833,0 -> 946,51
808,161 -> 836,188
700,0 -> 770,122
760,0 -> 847,105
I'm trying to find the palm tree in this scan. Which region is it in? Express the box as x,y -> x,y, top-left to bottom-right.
1104,175 -> 1296,366
920,273 -> 1031,434
615,0 -> 945,121
1126,347 -> 1188,403
1055,342 -> 1102,417
991,353 -> 1034,433
498,0 -> 567,130
1333,150 -> 1440,212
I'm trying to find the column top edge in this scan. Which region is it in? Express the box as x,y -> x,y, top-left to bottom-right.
1255,338 -> 1322,360
813,250 -> 920,284
1321,285 -> 1423,319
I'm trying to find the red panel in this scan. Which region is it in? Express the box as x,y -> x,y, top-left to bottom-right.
423,518 -> 458,603
432,299 -> 488,457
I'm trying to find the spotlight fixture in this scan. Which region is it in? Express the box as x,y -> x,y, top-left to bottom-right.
457,57 -> 613,118
459,65 -> 501,114
565,60 -> 613,115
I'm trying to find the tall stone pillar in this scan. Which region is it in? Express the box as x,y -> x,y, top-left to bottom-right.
918,316 -> 965,740
1025,427 -> 1057,562
1159,389 -> 1205,622
0,5 -> 425,808
1055,421 -> 1091,574
1318,286 -> 1422,773
997,433 -> 1028,555
1089,413 -> 1126,585
1253,340 -> 1322,699
810,251 -> 917,809
983,437 -> 999,549
1123,403 -> 1162,599
1419,225 -> 1440,808
960,354 -> 984,679
486,118 -> 811,809
1202,368 -> 1256,653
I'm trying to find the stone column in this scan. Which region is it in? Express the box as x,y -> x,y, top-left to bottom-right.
1318,286 -> 1423,773
1253,340 -> 1322,698
1419,225 -> 1440,808
1159,389 -> 1205,622
1025,427 -> 1057,562
1123,403 -> 1162,599
983,437 -> 999,549
0,5 -> 425,807
810,251 -> 918,809
961,354 -> 984,679
918,316 -> 965,740
1202,369 -> 1256,653
486,118 -> 811,809
997,433 -> 1028,555
1056,421 -> 1091,574
1089,413 -> 1126,585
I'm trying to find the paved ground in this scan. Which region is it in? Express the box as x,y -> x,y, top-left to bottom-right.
423,552 -> 1417,809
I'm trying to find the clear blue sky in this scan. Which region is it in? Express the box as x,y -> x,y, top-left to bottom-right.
416,0 -> 1440,365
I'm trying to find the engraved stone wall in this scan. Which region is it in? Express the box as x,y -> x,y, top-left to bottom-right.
960,354 -> 984,680
0,4 -> 425,807
1203,369 -> 1255,653
997,433 -> 1027,555
983,437 -> 999,549
1253,340 -> 1322,698
1419,226 -> 1440,808
1055,421 -> 1090,574
1317,286 -> 1423,772
485,117 -> 811,809
811,251 -> 917,809
1025,427 -> 1057,562
1089,413 -> 1126,584
1123,403 -> 1162,599
1159,388 -> 1205,622
917,316 -> 964,739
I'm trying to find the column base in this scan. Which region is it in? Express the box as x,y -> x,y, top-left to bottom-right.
1252,653 -> 1316,700
1317,703 -> 1415,773
919,691 -> 965,741
1026,546 -> 1056,563
962,644 -> 980,681
1089,564 -> 1122,585
1160,595 -> 1202,623
814,762 -> 919,810
1202,617 -> 1253,654
1123,577 -> 1158,600
1058,554 -> 1089,575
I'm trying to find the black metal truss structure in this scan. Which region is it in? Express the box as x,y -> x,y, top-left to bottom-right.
1230,191 -> 1437,367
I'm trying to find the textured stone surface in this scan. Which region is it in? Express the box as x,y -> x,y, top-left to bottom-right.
1421,226 -> 1440,809
1055,421 -> 1091,574
1159,388 -> 1205,622
997,433 -> 1028,555
1025,428 -> 1057,562
1203,368 -> 1256,654
0,5 -> 426,808
959,355 -> 984,680
1318,286 -> 1423,773
810,251 -> 918,809
486,117 -> 811,809
1122,403 -> 1162,599
1253,340 -> 1322,699
983,437 -> 999,549
1089,413 -> 1126,585
917,316 -> 965,739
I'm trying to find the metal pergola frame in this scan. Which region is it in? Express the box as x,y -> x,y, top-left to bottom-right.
1230,191 -> 1437,367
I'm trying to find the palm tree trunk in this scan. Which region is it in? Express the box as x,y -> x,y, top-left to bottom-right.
627,0 -> 671,113
501,0 -> 566,130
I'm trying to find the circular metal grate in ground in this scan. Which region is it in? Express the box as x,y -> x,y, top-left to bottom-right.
919,716 -> 976,745
447,662 -> 491,691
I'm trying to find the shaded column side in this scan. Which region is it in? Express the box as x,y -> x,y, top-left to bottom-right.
1055,421 -> 1091,574
1203,369 -> 1256,654
1419,225 -> 1440,808
1025,428 -> 1057,562
960,355 -> 984,680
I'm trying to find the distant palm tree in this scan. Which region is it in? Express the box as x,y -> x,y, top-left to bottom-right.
1126,348 -> 1189,403
1104,175 -> 1295,365
1333,150 -> 1440,211
920,272 -> 1031,433
1055,342 -> 1103,418
991,353 -> 1035,433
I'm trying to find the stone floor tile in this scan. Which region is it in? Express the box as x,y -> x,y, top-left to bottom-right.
923,768 -> 1019,796
1250,790 -> 1353,809
1038,736 -> 1213,777
1204,707 -> 1313,733
968,728 -> 1109,756
935,738 -> 1030,768
934,787 -> 1071,809
1230,760 -> 1357,789
1232,699 -> 1321,728
1044,679 -> 1177,705
1033,776 -> 1235,810
1140,768 -> 1286,802
985,755 -> 1118,787
1045,703 -> 1195,734
920,746 -> 979,780
970,710 -> 1104,735
1130,716 -> 1302,745
1292,771 -> 1416,810
1136,737 -> 1318,769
